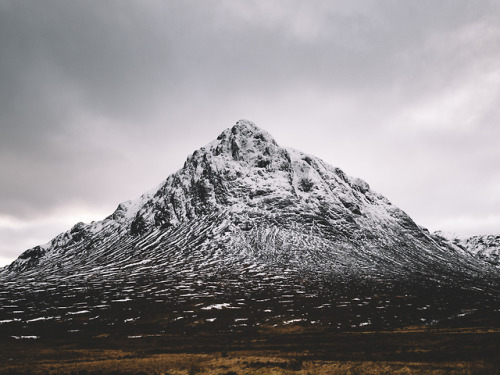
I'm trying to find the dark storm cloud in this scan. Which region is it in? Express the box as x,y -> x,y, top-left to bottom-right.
0,1 -> 180,217
1,0 -> 500,263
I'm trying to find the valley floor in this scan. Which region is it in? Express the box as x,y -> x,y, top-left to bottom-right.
1,327 -> 500,374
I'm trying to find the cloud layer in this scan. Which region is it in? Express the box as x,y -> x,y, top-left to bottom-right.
1,1 -> 499,265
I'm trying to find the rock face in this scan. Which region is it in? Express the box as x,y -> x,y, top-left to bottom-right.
0,120 -> 499,336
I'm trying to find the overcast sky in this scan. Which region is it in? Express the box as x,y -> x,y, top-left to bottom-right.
1,1 -> 499,266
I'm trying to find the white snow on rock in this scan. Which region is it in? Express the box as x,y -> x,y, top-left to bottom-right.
202,303 -> 231,310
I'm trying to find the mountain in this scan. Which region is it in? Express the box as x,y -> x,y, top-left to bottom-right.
1,120 -> 499,339
1,119 -> 493,279
431,231 -> 500,266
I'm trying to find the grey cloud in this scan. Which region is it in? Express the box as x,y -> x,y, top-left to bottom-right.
1,1 -> 500,264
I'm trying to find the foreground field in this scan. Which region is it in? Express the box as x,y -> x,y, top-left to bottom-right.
1,327 -> 499,374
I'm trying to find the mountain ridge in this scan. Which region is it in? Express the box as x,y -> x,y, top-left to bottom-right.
431,231 -> 500,266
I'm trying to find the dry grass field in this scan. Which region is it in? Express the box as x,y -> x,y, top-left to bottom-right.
1,327 -> 499,374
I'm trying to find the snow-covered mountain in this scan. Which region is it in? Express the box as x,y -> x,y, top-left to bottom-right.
2,120 -> 494,280
1,120 -> 499,336
431,231 -> 500,266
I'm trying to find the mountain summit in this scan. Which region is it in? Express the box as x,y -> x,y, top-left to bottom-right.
1,120 -> 499,336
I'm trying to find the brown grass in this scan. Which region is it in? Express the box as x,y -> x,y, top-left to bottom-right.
1,327 -> 499,374
1,351 -> 498,375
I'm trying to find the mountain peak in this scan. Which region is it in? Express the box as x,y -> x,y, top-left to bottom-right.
210,120 -> 278,162
227,119 -> 275,143
235,118 -> 258,129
